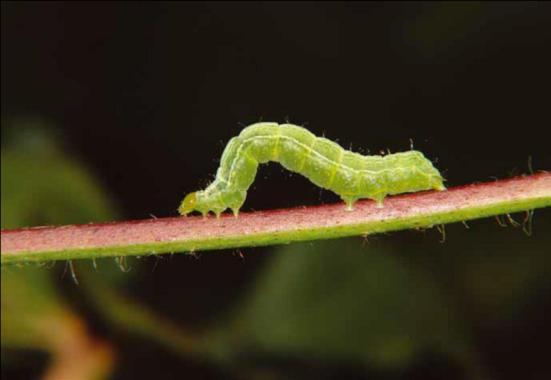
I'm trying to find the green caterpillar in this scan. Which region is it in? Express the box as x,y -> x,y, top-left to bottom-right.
179,123 -> 445,217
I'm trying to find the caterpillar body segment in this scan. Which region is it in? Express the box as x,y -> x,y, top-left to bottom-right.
179,123 -> 445,217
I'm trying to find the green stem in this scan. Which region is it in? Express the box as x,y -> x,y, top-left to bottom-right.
2,173 -> 550,264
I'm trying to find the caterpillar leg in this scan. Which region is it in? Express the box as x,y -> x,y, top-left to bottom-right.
341,196 -> 358,211
211,204 -> 226,219
227,190 -> 246,218
372,192 -> 386,208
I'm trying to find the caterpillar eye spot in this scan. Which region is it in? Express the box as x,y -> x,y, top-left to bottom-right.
179,123 -> 445,216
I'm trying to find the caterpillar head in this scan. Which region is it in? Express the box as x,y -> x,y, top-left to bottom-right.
178,192 -> 198,216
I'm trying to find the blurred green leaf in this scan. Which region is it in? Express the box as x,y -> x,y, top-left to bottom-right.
1,119 -> 202,372
1,121 -> 116,350
210,238 -> 476,371
1,128 -> 116,229
1,265 -> 68,350
1,120 -> 119,378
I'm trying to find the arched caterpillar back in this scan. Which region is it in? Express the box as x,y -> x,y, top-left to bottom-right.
179,123 -> 445,217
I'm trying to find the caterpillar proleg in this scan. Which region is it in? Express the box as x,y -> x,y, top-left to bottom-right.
179,123 -> 445,217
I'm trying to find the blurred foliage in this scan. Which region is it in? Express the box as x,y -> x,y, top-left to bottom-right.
1,120 -> 195,378
2,265 -> 73,351
1,267 -> 115,380
1,120 -> 121,379
238,240 -> 469,364
1,119 -> 116,229
207,239 -> 479,377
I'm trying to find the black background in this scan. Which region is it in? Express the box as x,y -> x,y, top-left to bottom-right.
2,2 -> 550,379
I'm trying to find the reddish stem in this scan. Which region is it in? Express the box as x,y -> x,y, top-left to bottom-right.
1,173 -> 550,263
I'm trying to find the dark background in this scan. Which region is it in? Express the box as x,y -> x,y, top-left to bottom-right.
2,2 -> 550,379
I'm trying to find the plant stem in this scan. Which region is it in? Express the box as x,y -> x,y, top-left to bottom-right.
2,173 -> 550,264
